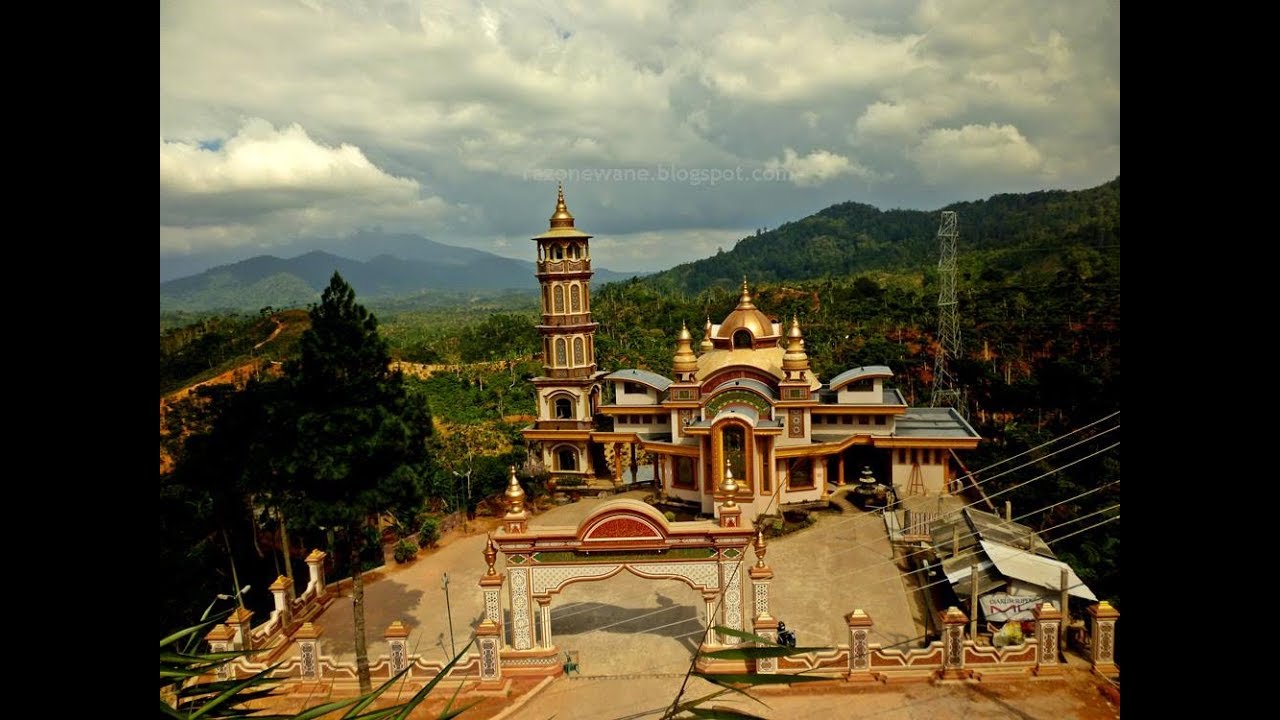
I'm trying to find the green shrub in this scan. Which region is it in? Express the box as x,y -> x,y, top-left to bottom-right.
663,510 -> 677,522
418,516 -> 442,548
555,475 -> 586,488
393,539 -> 419,564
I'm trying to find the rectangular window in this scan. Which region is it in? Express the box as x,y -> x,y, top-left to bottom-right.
624,382 -> 647,395
842,416 -> 853,425
674,456 -> 696,489
788,459 -> 815,489
657,414 -> 669,424
898,449 -> 907,464
874,416 -> 886,426
849,379 -> 874,391
858,416 -> 870,425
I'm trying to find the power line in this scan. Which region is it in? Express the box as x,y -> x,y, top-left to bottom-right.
608,511 -> 1119,645
813,422 -> 1119,548
549,432 -> 1118,641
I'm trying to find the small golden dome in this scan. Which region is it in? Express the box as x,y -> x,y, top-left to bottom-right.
720,461 -> 738,506
716,280 -> 778,346
549,183 -> 575,229
673,321 -> 698,373
782,315 -> 809,372
504,465 -> 526,515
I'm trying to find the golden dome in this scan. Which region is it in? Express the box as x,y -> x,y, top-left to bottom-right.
715,279 -> 779,346
673,321 -> 698,373
549,183 -> 575,229
504,465 -> 526,515
782,315 -> 809,372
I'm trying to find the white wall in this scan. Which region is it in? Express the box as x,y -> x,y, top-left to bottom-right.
890,456 -> 947,495
614,381 -> 660,405
837,378 -> 883,404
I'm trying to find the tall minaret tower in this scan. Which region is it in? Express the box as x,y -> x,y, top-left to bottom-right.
522,185 -> 603,477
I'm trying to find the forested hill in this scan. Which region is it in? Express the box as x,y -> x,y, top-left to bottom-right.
644,177 -> 1120,293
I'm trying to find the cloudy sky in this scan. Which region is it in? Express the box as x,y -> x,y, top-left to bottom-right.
159,0 -> 1119,281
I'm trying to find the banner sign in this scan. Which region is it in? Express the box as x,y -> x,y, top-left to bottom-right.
980,593 -> 1044,622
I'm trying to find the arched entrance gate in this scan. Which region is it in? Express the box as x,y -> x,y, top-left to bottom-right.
473,468 -> 778,686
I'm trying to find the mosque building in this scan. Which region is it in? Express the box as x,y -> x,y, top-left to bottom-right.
521,187 -> 980,518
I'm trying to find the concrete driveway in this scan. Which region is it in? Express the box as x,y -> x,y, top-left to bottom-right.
315,488 -> 920,675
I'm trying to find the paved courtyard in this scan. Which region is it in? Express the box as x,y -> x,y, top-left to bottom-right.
315,488 -> 921,676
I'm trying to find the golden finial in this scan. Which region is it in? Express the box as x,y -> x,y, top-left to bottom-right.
720,460 -> 738,507
483,534 -> 498,575
737,277 -> 755,309
549,183 -> 575,229
700,316 -> 714,352
674,321 -> 698,373
753,527 -> 768,568
504,465 -> 526,515
782,314 -> 809,374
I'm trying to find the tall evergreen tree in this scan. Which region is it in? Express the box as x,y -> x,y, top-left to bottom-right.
283,272 -> 432,692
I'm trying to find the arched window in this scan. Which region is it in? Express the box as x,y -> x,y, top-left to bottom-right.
722,424 -> 746,483
555,338 -> 567,367
573,337 -> 585,365
554,397 -> 573,419
557,447 -> 578,471
568,243 -> 580,259
570,284 -> 581,313
733,330 -> 752,349
551,244 -> 564,260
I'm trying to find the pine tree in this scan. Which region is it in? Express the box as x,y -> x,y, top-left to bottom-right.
283,272 -> 432,693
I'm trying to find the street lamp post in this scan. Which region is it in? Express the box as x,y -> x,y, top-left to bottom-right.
442,572 -> 456,658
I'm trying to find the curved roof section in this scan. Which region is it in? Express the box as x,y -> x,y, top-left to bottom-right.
706,378 -> 777,400
605,369 -> 673,392
697,347 -> 822,391
829,365 -> 894,391
711,405 -> 760,426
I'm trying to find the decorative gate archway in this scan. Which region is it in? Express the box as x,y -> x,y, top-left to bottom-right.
472,467 -> 778,686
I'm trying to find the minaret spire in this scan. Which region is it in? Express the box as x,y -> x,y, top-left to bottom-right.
550,183 -> 575,229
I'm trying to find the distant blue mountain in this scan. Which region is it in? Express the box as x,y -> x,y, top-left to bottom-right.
160,236 -> 641,312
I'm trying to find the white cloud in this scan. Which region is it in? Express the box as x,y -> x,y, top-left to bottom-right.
160,119 -> 419,197
159,1 -> 1119,276
160,119 -> 454,253
913,123 -> 1044,183
766,148 -> 873,187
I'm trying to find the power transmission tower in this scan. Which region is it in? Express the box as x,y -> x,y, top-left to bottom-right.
931,211 -> 966,415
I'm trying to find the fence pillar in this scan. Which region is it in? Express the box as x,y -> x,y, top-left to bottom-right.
846,609 -> 875,683
476,535 -> 505,689
1087,601 -> 1120,677
204,625 -> 236,681
938,606 -> 968,680
305,549 -> 328,594
296,622 -> 322,681
269,575 -> 294,628
1033,602 -> 1063,676
226,607 -> 254,651
386,621 -> 411,675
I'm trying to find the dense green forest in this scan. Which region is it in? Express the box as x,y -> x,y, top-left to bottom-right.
647,177 -> 1119,294
160,178 -> 1120,625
